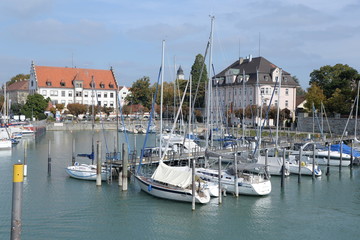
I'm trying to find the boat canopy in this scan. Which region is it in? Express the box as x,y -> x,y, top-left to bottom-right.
151,162 -> 192,188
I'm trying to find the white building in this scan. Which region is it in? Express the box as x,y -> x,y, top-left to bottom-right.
209,56 -> 298,123
118,86 -> 130,107
29,62 -> 119,109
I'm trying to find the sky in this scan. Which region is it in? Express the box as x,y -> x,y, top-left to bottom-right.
0,0 -> 359,90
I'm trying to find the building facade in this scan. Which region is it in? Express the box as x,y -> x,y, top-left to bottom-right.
118,86 -> 130,107
210,56 -> 298,122
6,80 -> 29,105
29,62 -> 119,109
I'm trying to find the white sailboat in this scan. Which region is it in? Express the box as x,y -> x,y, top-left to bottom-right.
135,161 -> 210,203
0,84 -> 12,150
66,162 -> 111,181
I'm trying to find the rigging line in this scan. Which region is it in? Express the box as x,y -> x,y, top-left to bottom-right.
94,88 -> 110,154
312,105 -> 324,138
160,79 -> 190,162
252,79 -> 279,156
117,93 -> 131,154
340,95 -> 357,142
137,66 -> 162,174
192,40 -> 210,111
321,103 -> 332,138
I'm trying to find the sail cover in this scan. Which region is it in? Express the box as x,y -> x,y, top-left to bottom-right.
151,162 -> 192,188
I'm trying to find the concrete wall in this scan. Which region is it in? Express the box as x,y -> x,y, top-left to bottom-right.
296,116 -> 359,136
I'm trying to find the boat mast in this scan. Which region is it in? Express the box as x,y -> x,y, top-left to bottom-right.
91,75 -> 95,164
275,69 -> 282,150
242,69 -> 246,145
206,16 -> 215,148
160,40 -> 165,158
355,79 -> 360,141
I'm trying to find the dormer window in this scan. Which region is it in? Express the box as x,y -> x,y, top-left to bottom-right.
46,80 -> 52,86
109,83 -> 114,88
100,82 -> 105,88
60,81 -> 66,87
90,81 -> 95,88
264,76 -> 269,81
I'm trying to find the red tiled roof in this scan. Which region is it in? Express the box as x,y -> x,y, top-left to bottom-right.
7,80 -> 29,91
34,66 -> 117,90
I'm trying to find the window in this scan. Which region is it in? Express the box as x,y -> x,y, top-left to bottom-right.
264,76 -> 269,81
46,81 -> 52,86
261,88 -> 264,94
109,83 -> 114,88
265,88 -> 269,94
98,92 -> 101,98
75,83 -> 82,88
42,90 -> 47,96
31,81 -> 34,87
285,100 -> 289,108
61,91 -> 65,97
284,77 -> 288,82
68,91 -> 73,97
275,88 -> 278,95
50,90 -> 58,96
110,92 -> 114,98
90,82 -> 95,88
110,101 -> 114,107
104,101 -> 108,107
285,88 -> 289,95
76,91 -> 82,97
104,92 -> 108,98
100,83 -> 105,88
60,81 -> 66,87
84,91 -> 88,97
274,100 -> 278,107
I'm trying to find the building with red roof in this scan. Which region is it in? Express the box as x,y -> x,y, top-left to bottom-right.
29,61 -> 119,108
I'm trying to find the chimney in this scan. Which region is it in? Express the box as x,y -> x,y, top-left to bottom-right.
239,57 -> 244,65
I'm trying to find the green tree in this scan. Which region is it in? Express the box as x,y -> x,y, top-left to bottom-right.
293,76 -> 306,96
309,64 -> 358,99
190,54 -> 208,108
10,103 -> 23,116
102,106 -> 114,117
7,74 -> 30,86
326,88 -> 352,115
67,103 -> 87,117
21,94 -> 49,120
126,76 -> 152,109
304,83 -> 326,111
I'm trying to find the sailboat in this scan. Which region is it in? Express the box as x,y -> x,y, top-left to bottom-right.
65,77 -> 111,181
135,161 -> 210,203
0,84 -> 13,150
135,40 -> 210,204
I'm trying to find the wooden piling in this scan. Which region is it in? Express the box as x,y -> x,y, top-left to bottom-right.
281,149 -> 285,188
96,141 -> 102,186
265,149 -> 269,177
350,139 -> 353,168
234,153 -> 239,197
11,163 -> 24,240
312,144 -> 316,179
48,140 -> 51,176
218,156 -> 222,204
23,141 -> 27,177
72,138 -> 75,166
326,143 -> 331,176
298,146 -> 303,183
192,158 -> 195,211
339,142 -> 343,171
122,143 -> 128,191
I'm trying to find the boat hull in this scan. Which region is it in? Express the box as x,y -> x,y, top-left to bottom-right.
135,175 -> 210,204
66,164 -> 109,181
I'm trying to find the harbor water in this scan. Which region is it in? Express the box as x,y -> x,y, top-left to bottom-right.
1,130 -> 360,239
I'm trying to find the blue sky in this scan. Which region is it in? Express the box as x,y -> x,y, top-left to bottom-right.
1,0 -> 359,90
